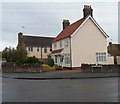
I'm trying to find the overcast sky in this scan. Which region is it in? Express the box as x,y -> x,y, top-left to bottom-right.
1,1 -> 118,51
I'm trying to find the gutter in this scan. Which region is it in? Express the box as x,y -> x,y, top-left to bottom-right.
69,36 -> 72,69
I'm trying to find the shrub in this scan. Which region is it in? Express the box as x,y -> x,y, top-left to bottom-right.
45,56 -> 54,67
52,64 -> 63,70
42,64 -> 52,72
17,56 -> 41,64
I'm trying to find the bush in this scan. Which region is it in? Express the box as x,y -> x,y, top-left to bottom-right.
42,64 -> 52,72
45,56 -> 54,67
17,56 -> 40,64
52,64 -> 63,70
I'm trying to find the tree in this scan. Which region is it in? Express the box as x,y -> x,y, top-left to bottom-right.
2,47 -> 16,62
2,47 -> 27,63
13,47 -> 27,63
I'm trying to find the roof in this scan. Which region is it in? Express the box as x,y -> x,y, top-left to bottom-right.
108,44 -> 120,56
23,36 -> 55,47
52,15 -> 108,42
51,49 -> 63,54
52,18 -> 85,42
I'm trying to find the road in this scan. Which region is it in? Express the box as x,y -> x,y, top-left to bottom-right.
2,77 -> 118,102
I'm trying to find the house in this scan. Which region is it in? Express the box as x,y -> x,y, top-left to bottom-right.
51,5 -> 114,68
107,42 -> 120,64
17,32 -> 54,61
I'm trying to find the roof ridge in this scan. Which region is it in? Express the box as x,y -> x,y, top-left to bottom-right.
23,35 -> 55,39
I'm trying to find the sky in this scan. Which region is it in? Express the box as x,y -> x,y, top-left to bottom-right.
0,1 -> 119,51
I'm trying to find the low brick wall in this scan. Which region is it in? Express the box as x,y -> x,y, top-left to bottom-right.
81,64 -> 120,72
2,62 -> 42,73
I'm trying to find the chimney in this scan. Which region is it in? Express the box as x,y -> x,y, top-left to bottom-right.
17,32 -> 24,49
83,5 -> 93,18
18,32 -> 23,43
62,20 -> 70,30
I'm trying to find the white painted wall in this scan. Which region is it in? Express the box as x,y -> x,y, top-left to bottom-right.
71,18 -> 113,67
52,37 -> 71,67
27,47 -> 51,59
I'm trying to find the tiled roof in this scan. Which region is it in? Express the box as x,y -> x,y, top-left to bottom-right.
52,18 -> 85,42
51,49 -> 63,54
23,36 -> 55,47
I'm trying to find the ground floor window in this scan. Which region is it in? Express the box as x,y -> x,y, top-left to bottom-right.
60,56 -> 64,63
96,52 -> 106,62
64,54 -> 70,64
55,55 -> 57,63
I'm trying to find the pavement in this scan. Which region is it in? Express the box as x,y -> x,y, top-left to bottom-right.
2,70 -> 119,80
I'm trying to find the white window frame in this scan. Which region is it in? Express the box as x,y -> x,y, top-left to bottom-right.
96,52 -> 106,62
54,42 -> 57,49
64,39 -> 69,48
37,47 -> 39,52
60,41 -> 62,48
44,47 -> 47,53
28,47 -> 33,52
64,54 -> 70,64
55,55 -> 57,63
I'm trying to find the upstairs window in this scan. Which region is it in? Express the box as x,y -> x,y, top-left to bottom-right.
28,47 -> 33,52
54,43 -> 57,49
64,39 -> 69,48
60,41 -> 62,48
96,52 -> 106,62
37,47 -> 39,52
44,47 -> 47,53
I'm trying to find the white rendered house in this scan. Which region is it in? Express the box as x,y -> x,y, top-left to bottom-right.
51,5 -> 114,68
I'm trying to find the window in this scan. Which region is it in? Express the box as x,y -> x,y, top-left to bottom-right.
60,56 -> 64,63
64,39 -> 69,48
64,54 -> 70,64
37,47 -> 39,52
54,43 -> 57,49
60,41 -> 62,48
55,55 -> 57,63
28,47 -> 33,52
96,52 -> 106,62
44,47 -> 47,53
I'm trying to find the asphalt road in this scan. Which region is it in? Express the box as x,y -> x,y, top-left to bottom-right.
2,77 -> 118,102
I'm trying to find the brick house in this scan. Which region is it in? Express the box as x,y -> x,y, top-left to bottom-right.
108,42 -> 120,64
17,32 -> 54,61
